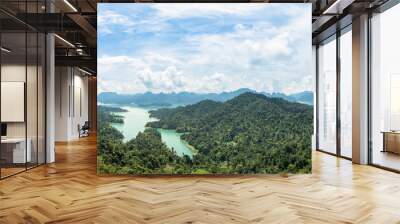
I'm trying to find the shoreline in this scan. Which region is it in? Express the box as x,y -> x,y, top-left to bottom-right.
181,139 -> 198,155
108,104 -> 196,157
156,128 -> 198,157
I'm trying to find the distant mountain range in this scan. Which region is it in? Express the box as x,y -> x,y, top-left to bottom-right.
98,88 -> 313,106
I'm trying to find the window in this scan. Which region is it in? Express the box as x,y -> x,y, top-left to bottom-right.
318,36 -> 337,154
340,28 -> 352,158
370,3 -> 400,171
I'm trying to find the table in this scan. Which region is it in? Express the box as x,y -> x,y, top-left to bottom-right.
1,138 -> 31,164
382,131 -> 400,154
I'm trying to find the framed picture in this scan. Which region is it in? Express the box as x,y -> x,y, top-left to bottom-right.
97,3 -> 313,175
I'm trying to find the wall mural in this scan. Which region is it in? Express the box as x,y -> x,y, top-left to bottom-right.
97,3 -> 313,174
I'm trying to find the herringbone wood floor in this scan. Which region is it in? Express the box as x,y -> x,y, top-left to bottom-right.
1,136 -> 400,224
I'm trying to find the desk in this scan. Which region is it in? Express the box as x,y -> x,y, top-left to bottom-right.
1,138 -> 31,163
382,131 -> 400,154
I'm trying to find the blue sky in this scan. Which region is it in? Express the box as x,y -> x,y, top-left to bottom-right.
98,3 -> 312,94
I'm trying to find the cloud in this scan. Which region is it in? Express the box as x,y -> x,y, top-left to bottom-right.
185,23 -> 293,66
98,4 -> 312,94
98,55 -> 242,94
98,10 -> 134,34
98,4 -> 308,35
98,55 -> 186,93
137,66 -> 186,92
179,16 -> 311,93
150,3 -> 309,19
150,4 -> 268,19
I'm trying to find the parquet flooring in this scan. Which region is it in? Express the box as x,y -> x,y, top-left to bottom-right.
0,167 -> 26,178
1,135 -> 400,223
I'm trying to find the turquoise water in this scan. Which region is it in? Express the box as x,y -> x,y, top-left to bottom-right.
157,129 -> 193,158
111,105 -> 194,158
111,106 -> 158,141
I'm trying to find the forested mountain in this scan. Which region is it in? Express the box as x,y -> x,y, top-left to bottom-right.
98,93 -> 313,174
98,105 -> 127,113
97,105 -> 127,123
98,106 -> 192,174
287,91 -> 314,105
98,88 -> 314,106
147,92 -> 313,173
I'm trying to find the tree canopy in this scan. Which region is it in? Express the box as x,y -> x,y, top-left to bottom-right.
98,92 -> 313,174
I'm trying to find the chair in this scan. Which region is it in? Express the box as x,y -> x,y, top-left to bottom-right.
79,121 -> 90,138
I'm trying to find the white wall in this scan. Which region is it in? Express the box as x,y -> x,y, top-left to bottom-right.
55,67 -> 89,141
1,63 -> 46,164
55,66 -> 69,141
72,73 -> 89,138
1,65 -> 40,138
1,65 -> 27,141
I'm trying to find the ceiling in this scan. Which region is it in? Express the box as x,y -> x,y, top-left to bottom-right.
311,0 -> 391,43
0,0 -> 97,74
0,0 -> 395,75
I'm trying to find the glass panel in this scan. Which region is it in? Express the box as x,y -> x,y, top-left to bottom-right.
27,31 -> 38,169
38,33 -> 45,165
318,37 -> 337,154
340,29 -> 352,158
26,0 -> 39,169
0,1 -> 46,178
312,45 -> 317,150
371,4 -> 400,171
1,31 -> 27,177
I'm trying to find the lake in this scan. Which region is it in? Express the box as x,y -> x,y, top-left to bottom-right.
111,105 -> 194,158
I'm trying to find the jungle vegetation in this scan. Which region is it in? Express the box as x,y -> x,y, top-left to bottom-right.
98,92 -> 313,174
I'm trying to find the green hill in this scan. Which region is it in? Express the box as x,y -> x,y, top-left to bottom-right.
98,93 -> 312,174
147,92 -> 313,173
